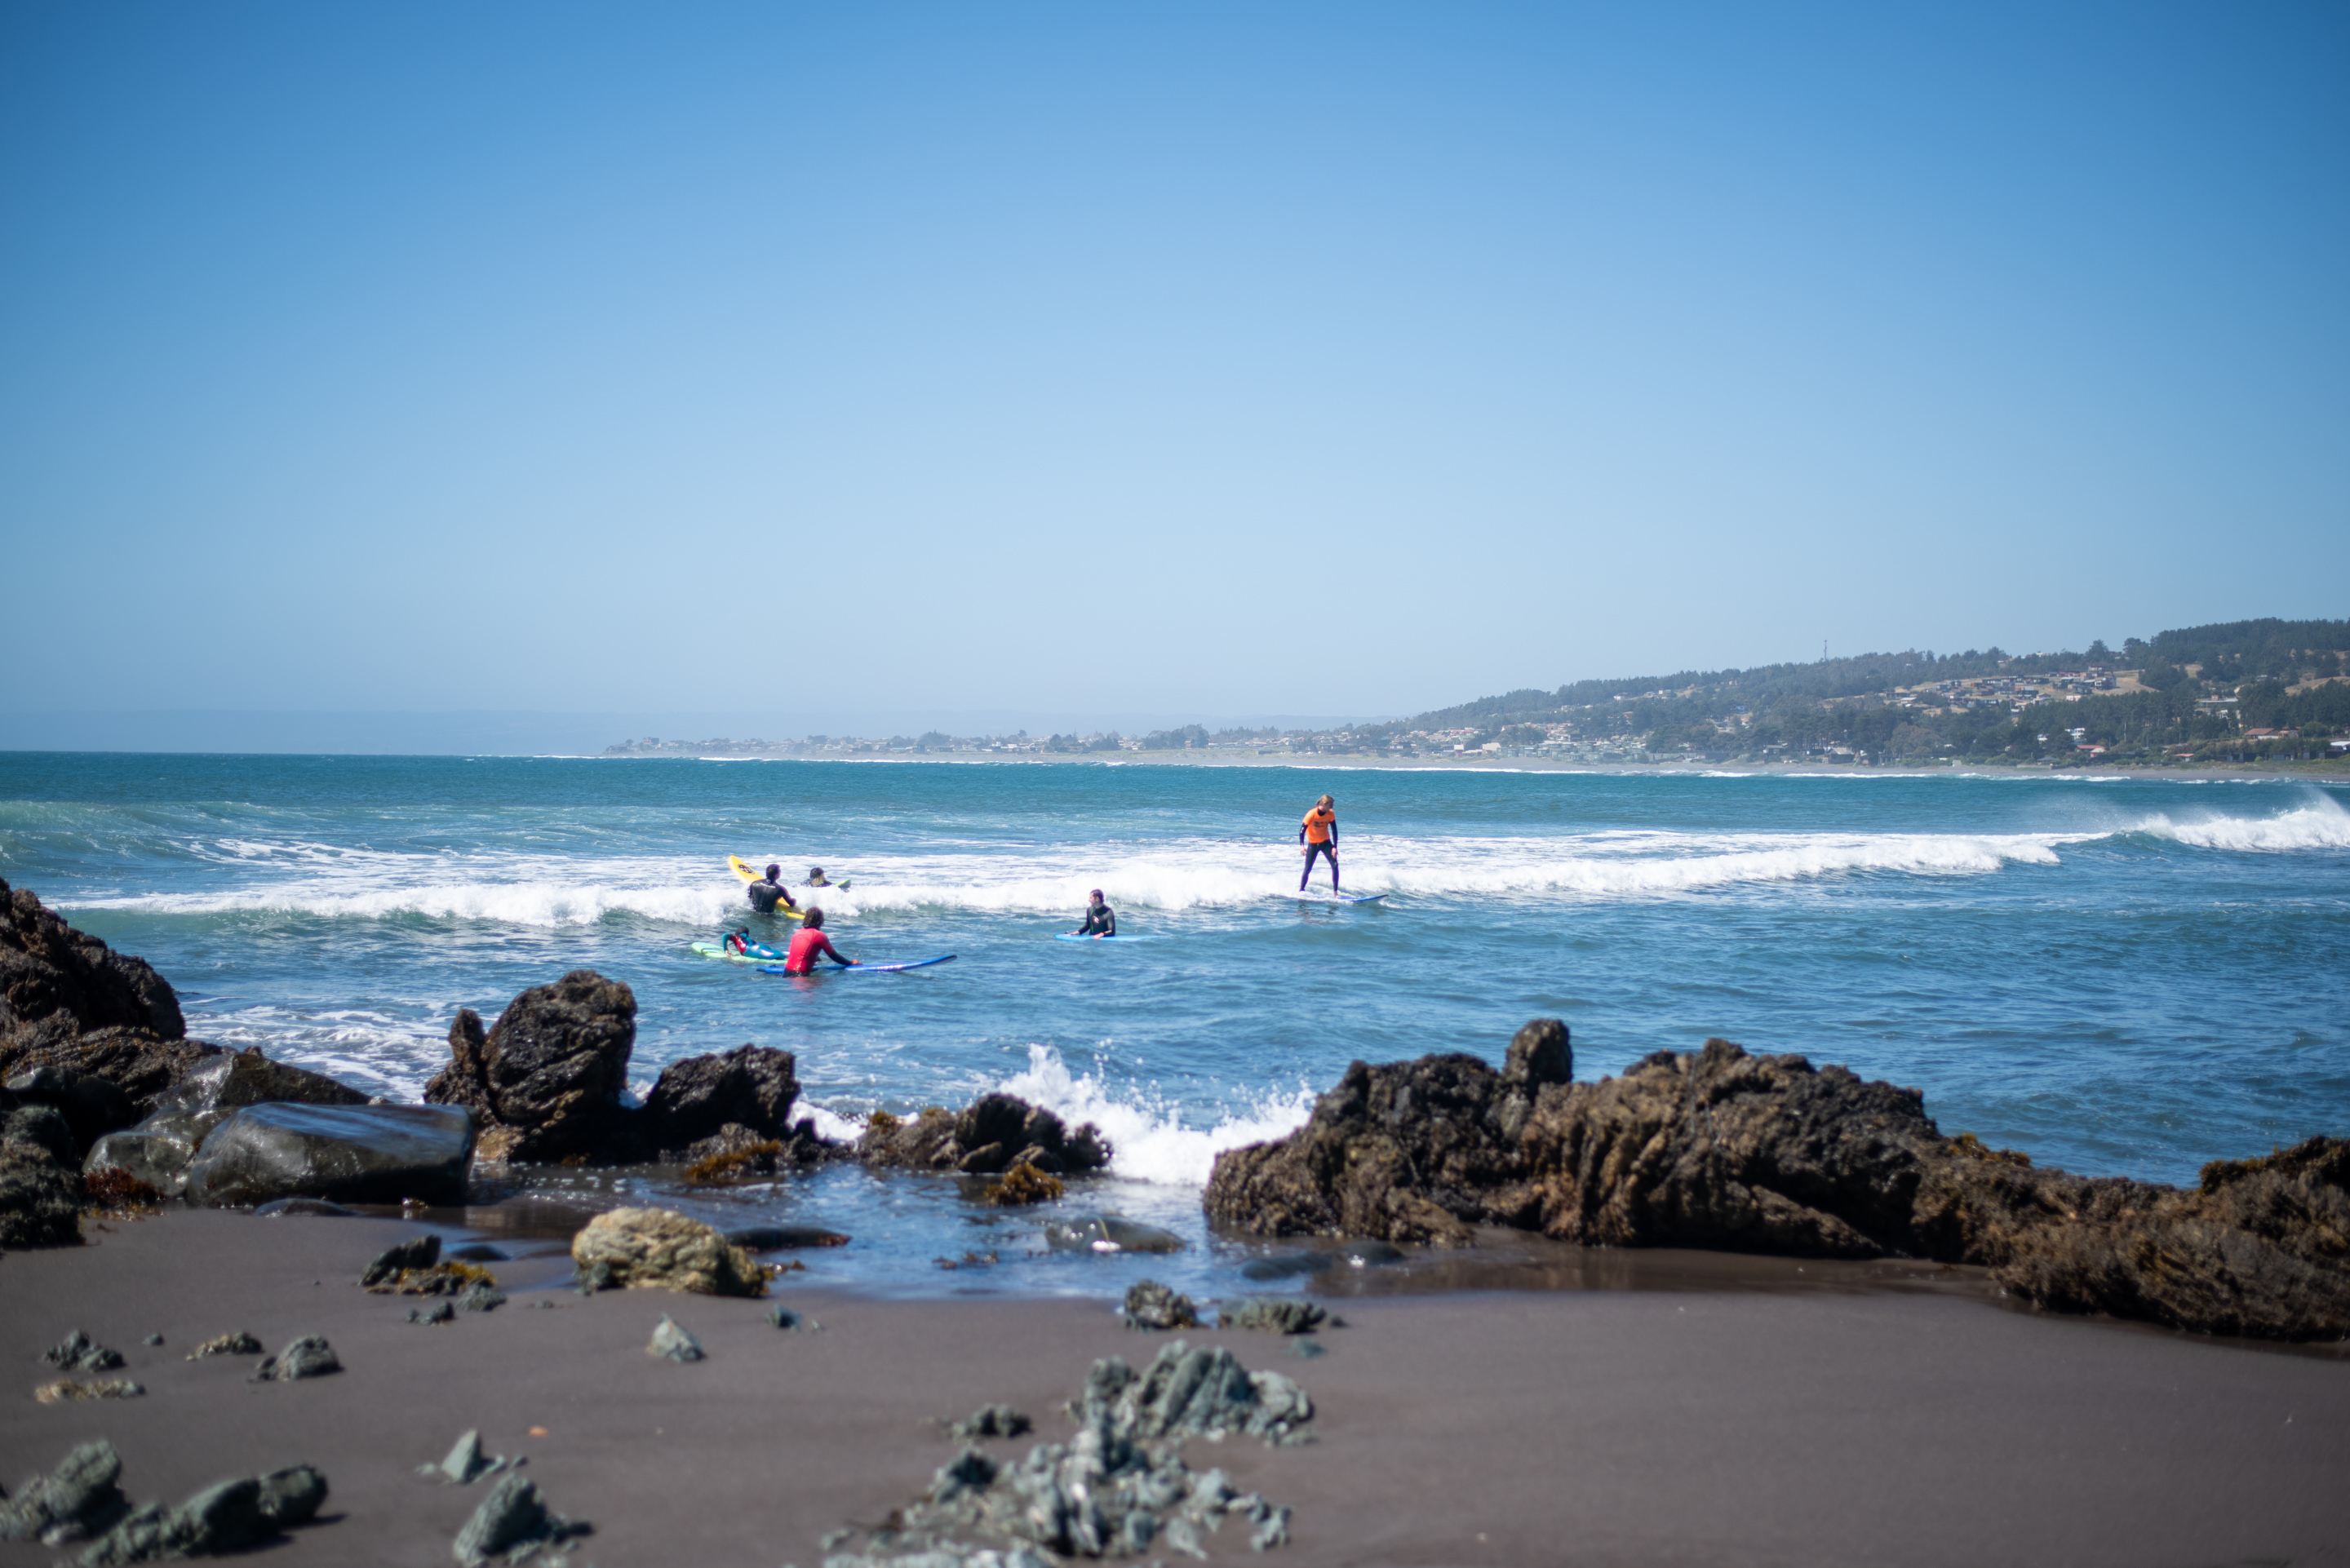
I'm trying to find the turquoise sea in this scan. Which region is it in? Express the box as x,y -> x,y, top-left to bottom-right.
5,752 -> 2348,1297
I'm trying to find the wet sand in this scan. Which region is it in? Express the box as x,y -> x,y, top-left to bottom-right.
3,1210 -> 2346,1566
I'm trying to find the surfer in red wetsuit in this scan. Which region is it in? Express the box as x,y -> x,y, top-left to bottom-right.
1299,795 -> 1339,893
782,907 -> 856,973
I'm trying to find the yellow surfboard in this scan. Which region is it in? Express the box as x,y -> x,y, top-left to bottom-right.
727,856 -> 806,920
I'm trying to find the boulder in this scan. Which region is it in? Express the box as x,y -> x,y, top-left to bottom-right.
3,1065 -> 137,1153
1222,1298 -> 1326,1335
181,1102 -> 475,1207
641,1044 -> 800,1150
453,1474 -> 587,1567
859,1092 -> 1111,1176
0,879 -> 184,1041
424,972 -> 634,1163
77,1465 -> 324,1565
151,1050 -> 368,1115
0,1095 -> 82,1248
570,1207 -> 765,1296
1120,1279 -> 1199,1331
254,1335 -> 340,1381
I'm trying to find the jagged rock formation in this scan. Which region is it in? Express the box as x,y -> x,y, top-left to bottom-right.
859,1092 -> 1111,1176
1206,1022 -> 2350,1341
0,1092 -> 83,1247
0,879 -> 228,1153
427,975 -> 826,1167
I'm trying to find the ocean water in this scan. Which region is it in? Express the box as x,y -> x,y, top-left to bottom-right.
4,752 -> 2347,1299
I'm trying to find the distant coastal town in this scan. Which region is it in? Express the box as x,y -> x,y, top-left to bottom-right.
604,616 -> 2350,771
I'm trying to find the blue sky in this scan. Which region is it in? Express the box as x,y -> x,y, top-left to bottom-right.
2,2 -> 2343,731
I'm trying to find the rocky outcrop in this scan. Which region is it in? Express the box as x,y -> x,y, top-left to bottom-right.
425,977 -> 833,1168
80,1464 -> 327,1564
83,1051 -> 375,1198
1206,1022 -> 2350,1341
1204,1018 -> 1571,1247
859,1092 -> 1111,1176
453,1473 -> 588,1566
0,1439 -> 130,1542
0,1092 -> 83,1248
570,1207 -> 765,1296
0,879 -> 184,1042
426,972 -> 636,1163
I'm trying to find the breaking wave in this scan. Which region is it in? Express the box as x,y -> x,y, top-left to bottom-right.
992,1045 -> 1317,1187
2129,794 -> 2350,853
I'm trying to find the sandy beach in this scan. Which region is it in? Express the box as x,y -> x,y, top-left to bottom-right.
4,1209 -> 2345,1567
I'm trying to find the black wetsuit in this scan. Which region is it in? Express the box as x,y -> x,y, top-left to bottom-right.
1077,903 -> 1115,937
747,878 -> 792,915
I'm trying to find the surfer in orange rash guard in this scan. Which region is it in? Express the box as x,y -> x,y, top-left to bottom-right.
781,907 -> 855,973
1298,795 -> 1339,893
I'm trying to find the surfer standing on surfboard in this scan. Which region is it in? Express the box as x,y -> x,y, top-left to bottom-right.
747,863 -> 799,915
1299,795 -> 1339,893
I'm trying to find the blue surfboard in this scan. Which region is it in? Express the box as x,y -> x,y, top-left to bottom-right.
1055,932 -> 1151,942
1282,891 -> 1388,906
759,955 -> 957,975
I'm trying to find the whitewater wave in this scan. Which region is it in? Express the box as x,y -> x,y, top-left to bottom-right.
2130,795 -> 2350,853
987,1044 -> 1317,1187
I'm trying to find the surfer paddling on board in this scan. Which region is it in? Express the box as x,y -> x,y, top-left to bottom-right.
781,907 -> 856,973
1299,795 -> 1340,893
1071,889 -> 1116,938
747,863 -> 798,915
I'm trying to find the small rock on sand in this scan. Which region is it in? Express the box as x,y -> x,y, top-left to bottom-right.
361,1234 -> 442,1285
408,1302 -> 457,1326
0,1439 -> 129,1543
186,1331 -> 262,1359
33,1377 -> 144,1403
253,1335 -> 339,1381
1222,1298 -> 1327,1335
421,1430 -> 512,1486
452,1473 -> 588,1566
572,1207 -> 765,1296
646,1315 -> 704,1362
42,1330 -> 126,1373
946,1405 -> 1031,1440
1121,1279 -> 1199,1331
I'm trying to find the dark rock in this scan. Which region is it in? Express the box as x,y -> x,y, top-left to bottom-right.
81,1109 -> 228,1199
641,1043 -> 799,1148
1043,1215 -> 1183,1255
0,1440 -> 128,1543
0,879 -> 185,1042
1121,1279 -> 1199,1331
929,1446 -> 998,1504
452,1474 -> 586,1566
73,1464 -> 325,1564
182,1102 -> 474,1207
860,1093 -> 1111,1177
424,972 -> 635,1163
1209,1022 -> 2350,1342
408,1301 -> 456,1326
361,1233 -> 442,1284
42,1329 -> 126,1372
254,1196 -> 357,1217
947,1405 -> 1031,1440
458,1280 -> 505,1313
1238,1250 -> 1333,1281
253,1334 -> 339,1380
151,1050 -> 367,1116
1222,1298 -> 1326,1335
140,1334 -> 162,1347
255,1465 -> 327,1527
3,1066 -> 138,1154
647,1314 -> 704,1362
765,1304 -> 818,1331
0,1023 -> 223,1124
725,1223 -> 850,1251
0,1098 -> 82,1248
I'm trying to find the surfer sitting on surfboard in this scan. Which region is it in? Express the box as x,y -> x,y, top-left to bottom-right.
747,863 -> 798,915
1071,889 -> 1116,938
1299,795 -> 1340,893
781,907 -> 855,973
806,866 -> 849,889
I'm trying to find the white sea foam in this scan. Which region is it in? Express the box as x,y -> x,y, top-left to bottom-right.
989,1045 -> 1317,1187
2129,795 -> 2350,853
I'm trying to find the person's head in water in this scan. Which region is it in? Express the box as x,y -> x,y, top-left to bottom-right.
803,906 -> 824,929
765,863 -> 782,882
808,866 -> 825,883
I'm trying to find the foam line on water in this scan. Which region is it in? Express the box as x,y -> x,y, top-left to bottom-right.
2125,794 -> 2350,853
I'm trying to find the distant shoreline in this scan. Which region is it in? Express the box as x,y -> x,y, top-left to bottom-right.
590,747 -> 2350,784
